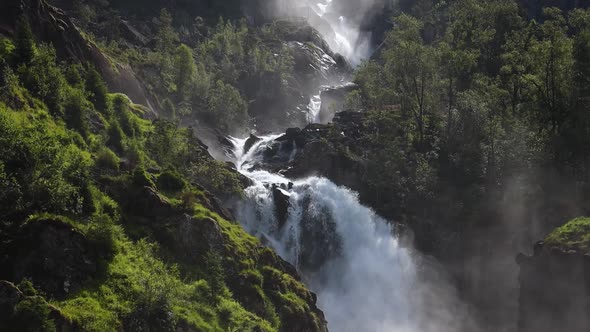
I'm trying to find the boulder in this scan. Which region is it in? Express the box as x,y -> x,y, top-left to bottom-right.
243,134 -> 262,154
130,186 -> 174,218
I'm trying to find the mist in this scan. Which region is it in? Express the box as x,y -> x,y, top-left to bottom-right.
266,0 -> 391,65
232,136 -> 482,332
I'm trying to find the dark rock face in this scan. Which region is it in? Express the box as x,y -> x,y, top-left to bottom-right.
0,280 -> 79,331
272,184 -> 291,230
130,186 -> 175,218
0,219 -> 101,299
243,112 -> 367,195
298,195 -> 342,273
517,242 -> 590,332
0,281 -> 22,316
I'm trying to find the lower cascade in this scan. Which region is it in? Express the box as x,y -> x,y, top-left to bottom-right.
231,136 -> 477,332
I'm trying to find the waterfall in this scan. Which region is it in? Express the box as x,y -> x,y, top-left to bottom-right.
274,0 -> 377,66
307,93 -> 322,123
231,135 -> 478,332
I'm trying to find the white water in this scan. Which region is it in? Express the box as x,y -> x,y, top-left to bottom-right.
307,93 -> 322,123
231,2 -> 477,329
231,134 -> 477,332
274,0 -> 377,65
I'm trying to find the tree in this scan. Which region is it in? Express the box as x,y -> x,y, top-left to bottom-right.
525,8 -> 574,133
13,16 -> 35,65
64,87 -> 90,139
383,14 -> 439,149
154,9 -> 179,52
206,80 -> 247,133
18,44 -> 65,116
85,67 -> 108,113
173,44 -> 197,103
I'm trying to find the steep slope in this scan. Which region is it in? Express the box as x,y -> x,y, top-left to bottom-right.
0,1 -> 328,331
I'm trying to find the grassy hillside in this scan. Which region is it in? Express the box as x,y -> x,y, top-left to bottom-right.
0,13 -> 326,332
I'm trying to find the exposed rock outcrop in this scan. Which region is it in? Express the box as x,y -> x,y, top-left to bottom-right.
0,280 -> 78,331
0,218 -> 102,299
517,241 -> 590,332
272,184 -> 291,230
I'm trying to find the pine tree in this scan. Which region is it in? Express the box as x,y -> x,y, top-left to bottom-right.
13,15 -> 35,65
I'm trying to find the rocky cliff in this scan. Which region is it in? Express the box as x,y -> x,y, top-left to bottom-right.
517,218 -> 590,332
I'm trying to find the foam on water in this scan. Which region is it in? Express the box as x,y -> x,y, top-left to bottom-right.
231,135 -> 477,332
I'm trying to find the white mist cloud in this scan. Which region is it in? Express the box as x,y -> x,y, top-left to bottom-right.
269,0 -> 390,65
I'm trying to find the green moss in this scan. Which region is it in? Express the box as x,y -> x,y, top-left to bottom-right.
545,217 -> 590,252
60,297 -> 119,332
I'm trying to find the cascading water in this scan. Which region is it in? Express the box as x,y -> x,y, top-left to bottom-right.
273,0 -> 379,65
229,2 -> 477,330
230,135 -> 477,332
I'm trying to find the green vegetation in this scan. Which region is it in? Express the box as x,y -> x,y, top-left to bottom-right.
334,1 -> 590,252
545,217 -> 590,252
0,14 -> 324,332
81,4 -> 296,134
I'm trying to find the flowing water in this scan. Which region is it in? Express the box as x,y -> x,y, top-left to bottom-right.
230,134 -> 476,332
228,2 -> 478,330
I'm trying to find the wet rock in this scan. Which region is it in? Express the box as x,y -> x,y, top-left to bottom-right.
272,185 -> 291,230
243,134 -> 261,154
298,195 -> 342,273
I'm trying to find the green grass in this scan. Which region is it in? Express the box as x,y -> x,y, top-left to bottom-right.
545,217 -> 590,253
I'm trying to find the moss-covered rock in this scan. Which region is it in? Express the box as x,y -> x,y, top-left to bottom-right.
544,217 -> 590,254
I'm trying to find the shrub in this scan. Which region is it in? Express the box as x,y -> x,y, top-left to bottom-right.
107,121 -> 125,153
63,87 -> 90,138
0,38 -> 15,60
86,214 -> 118,258
12,296 -> 56,332
132,167 -> 156,188
60,297 -> 119,332
95,147 -> 120,173
156,170 -> 186,193
85,67 -> 108,113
